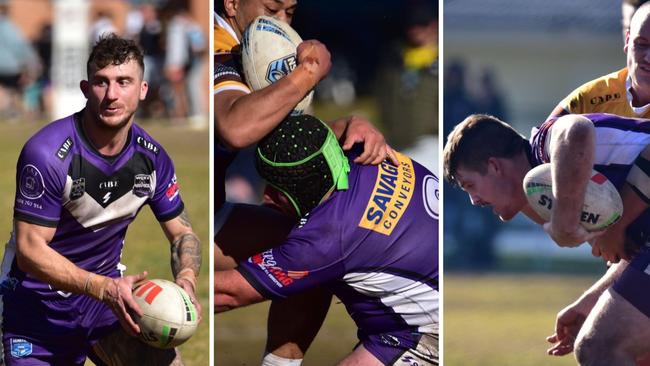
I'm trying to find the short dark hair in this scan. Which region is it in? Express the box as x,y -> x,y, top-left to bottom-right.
87,34 -> 145,78
215,0 -> 225,15
443,114 -> 527,186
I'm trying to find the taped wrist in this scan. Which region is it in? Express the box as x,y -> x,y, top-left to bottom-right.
176,268 -> 197,293
285,64 -> 318,96
627,154 -> 650,204
84,273 -> 112,301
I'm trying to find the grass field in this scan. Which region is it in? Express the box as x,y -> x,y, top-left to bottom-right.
444,273 -> 600,366
0,120 -> 209,366
215,298 -> 358,365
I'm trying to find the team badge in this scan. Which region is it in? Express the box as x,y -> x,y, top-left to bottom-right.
70,178 -> 86,200
19,164 -> 45,200
133,174 -> 152,197
10,338 -> 32,358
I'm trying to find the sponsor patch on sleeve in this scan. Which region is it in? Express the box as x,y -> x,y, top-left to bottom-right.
165,175 -> 180,201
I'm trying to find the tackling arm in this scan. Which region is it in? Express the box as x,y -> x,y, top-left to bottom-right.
160,209 -> 202,318
328,115 -> 399,166
214,269 -> 265,313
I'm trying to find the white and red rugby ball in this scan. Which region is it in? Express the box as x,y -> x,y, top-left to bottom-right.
132,279 -> 198,349
241,15 -> 313,115
522,163 -> 623,231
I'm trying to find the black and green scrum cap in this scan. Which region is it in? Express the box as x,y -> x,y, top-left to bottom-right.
256,114 -> 350,217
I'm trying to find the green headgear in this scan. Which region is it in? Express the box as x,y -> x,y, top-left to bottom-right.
256,114 -> 350,217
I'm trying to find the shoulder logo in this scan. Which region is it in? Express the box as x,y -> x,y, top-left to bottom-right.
19,164 -> 45,200
136,136 -> 160,155
55,137 -> 73,160
423,175 -> 439,219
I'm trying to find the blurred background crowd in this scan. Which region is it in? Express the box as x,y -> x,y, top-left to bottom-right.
0,0 -> 208,127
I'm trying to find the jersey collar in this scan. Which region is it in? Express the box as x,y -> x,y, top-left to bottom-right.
215,13 -> 239,44
626,75 -> 650,115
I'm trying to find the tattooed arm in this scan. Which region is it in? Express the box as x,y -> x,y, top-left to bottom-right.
161,209 -> 202,319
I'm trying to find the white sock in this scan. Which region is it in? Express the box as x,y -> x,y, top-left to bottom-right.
261,353 -> 303,366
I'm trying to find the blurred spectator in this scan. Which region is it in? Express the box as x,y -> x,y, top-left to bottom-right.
443,60 -> 476,137
0,3 -> 41,120
162,0 -> 206,126
90,11 -> 118,45
375,0 -> 438,155
472,67 -> 508,121
137,3 -> 167,118
30,22 -> 53,119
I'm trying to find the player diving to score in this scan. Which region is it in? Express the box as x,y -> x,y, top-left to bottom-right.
216,115 -> 439,366
444,113 -> 650,365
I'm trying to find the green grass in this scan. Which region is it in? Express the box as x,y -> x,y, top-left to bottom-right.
444,273 -> 599,366
215,298 -> 358,365
0,119 -> 209,366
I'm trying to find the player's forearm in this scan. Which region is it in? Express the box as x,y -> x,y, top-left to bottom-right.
578,261 -> 628,309
169,211 -> 201,287
214,269 -> 264,312
549,115 -> 595,230
216,73 -> 313,150
15,226 -> 110,299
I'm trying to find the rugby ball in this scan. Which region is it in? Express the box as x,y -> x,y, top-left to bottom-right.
132,279 -> 198,349
522,163 -> 623,231
241,15 -> 313,115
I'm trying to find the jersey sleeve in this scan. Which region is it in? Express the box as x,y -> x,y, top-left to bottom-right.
149,147 -> 185,222
214,53 -> 250,95
556,86 -> 589,115
237,216 -> 345,299
13,140 -> 66,227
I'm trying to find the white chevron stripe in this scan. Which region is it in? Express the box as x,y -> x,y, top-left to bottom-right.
343,271 -> 439,332
61,172 -> 156,231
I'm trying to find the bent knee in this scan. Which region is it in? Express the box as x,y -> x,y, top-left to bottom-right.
575,333 -> 632,366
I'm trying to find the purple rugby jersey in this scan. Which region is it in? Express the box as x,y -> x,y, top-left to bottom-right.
531,112 -> 650,318
6,111 -> 184,298
238,152 -> 439,340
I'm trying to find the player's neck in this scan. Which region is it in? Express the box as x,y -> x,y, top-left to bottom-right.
80,112 -> 132,157
630,84 -> 650,107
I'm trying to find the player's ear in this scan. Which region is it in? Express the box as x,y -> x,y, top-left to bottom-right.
486,157 -> 500,175
80,80 -> 89,98
224,0 -> 238,17
139,80 -> 148,101
624,31 -> 631,54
